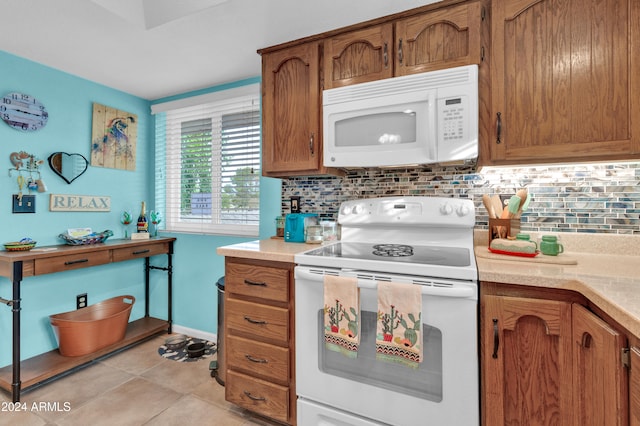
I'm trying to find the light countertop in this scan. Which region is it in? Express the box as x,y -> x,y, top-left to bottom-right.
218,232 -> 640,338
475,231 -> 640,338
216,238 -> 312,263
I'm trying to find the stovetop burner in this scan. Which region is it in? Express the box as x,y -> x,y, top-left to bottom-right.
372,244 -> 414,257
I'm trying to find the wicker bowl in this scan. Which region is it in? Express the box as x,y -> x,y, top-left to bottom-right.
4,241 -> 37,251
58,230 -> 113,245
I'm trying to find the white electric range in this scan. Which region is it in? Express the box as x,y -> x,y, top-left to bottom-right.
294,196 -> 479,426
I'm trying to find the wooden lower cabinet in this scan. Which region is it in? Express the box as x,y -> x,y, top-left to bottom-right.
224,257 -> 296,425
226,370 -> 290,424
631,347 -> 640,426
572,303 -> 627,426
482,295 -> 573,425
482,287 -> 632,426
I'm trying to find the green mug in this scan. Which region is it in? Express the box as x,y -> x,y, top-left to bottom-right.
540,235 -> 563,256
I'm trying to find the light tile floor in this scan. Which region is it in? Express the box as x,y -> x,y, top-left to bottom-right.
0,335 -> 283,426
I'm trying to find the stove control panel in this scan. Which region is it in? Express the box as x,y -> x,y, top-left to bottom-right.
338,196 -> 475,227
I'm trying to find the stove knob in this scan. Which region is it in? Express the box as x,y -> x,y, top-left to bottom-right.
341,205 -> 352,215
439,202 -> 453,215
456,203 -> 472,217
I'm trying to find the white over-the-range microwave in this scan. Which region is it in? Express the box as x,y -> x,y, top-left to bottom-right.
323,64 -> 478,168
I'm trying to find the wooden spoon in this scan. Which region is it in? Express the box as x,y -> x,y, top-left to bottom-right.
490,195 -> 503,218
482,194 -> 495,218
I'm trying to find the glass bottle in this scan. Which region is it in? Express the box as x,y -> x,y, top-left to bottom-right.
137,201 -> 148,233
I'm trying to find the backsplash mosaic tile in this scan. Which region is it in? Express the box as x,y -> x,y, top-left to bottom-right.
280,162 -> 640,234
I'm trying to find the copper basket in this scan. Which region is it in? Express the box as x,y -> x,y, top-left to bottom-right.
49,295 -> 135,357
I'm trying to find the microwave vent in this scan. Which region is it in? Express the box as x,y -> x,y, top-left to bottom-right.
324,65 -> 478,105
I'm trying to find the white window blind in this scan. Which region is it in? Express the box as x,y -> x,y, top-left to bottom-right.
153,84 -> 261,236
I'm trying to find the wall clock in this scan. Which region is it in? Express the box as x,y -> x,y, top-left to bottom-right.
1,92 -> 49,131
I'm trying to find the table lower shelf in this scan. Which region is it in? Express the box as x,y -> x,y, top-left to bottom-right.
0,316 -> 168,393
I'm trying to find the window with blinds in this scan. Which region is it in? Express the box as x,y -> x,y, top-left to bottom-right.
152,84 -> 261,236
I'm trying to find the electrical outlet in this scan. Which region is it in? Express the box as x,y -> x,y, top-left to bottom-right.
76,293 -> 87,309
290,196 -> 301,213
12,194 -> 36,213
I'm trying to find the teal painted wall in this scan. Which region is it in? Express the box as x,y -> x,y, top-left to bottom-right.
0,51 -> 281,367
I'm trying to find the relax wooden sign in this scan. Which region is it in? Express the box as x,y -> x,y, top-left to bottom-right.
49,194 -> 111,212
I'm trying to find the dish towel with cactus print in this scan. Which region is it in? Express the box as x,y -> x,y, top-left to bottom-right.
375,281 -> 422,368
323,275 -> 360,358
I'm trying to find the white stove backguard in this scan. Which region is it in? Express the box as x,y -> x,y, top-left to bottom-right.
337,196 -> 475,248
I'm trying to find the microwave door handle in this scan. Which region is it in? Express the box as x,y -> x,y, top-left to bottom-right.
427,92 -> 438,161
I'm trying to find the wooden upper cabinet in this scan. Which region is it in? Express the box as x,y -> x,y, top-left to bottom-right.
487,0 -> 640,164
260,0 -> 488,176
323,24 -> 393,89
324,1 -> 487,89
261,41 -> 324,177
395,1 -> 485,76
572,303 -> 627,426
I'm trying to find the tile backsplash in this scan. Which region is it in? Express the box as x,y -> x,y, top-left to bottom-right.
280,162 -> 640,234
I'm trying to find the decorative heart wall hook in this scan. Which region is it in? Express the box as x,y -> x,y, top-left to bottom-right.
48,152 -> 88,184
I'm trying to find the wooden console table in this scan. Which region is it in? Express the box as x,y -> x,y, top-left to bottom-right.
0,237 -> 176,402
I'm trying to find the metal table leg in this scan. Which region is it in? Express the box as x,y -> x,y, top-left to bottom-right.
12,261 -> 23,403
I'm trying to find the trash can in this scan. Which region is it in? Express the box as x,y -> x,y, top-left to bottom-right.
210,276 -> 225,386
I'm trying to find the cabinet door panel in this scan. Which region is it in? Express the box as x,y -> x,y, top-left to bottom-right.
395,1 -> 484,75
262,42 -> 320,175
227,335 -> 289,383
225,370 -> 289,423
489,0 -> 640,163
323,24 -> 393,89
631,347 -> 640,426
34,251 -> 110,274
572,303 -> 627,426
226,298 -> 288,345
225,262 -> 289,303
482,295 -> 573,426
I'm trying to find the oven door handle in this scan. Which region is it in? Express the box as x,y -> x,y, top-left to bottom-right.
356,280 -> 475,299
295,269 -> 475,299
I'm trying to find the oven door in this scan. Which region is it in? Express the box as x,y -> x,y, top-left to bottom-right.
294,266 -> 479,426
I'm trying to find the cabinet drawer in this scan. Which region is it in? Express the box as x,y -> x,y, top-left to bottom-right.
227,335 -> 289,383
226,298 -> 288,345
112,243 -> 168,262
226,370 -> 289,423
226,262 -> 289,302
34,251 -> 110,275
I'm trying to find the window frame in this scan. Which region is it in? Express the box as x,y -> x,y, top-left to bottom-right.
153,84 -> 261,237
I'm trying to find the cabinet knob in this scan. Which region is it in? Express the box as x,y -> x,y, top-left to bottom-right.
244,279 -> 267,287
492,318 -> 500,358
398,38 -> 404,64
245,354 -> 268,363
383,42 -> 388,68
243,391 -> 266,401
244,315 -> 267,325
309,132 -> 315,155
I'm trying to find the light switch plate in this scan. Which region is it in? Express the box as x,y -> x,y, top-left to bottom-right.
12,194 -> 36,213
290,196 -> 301,213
